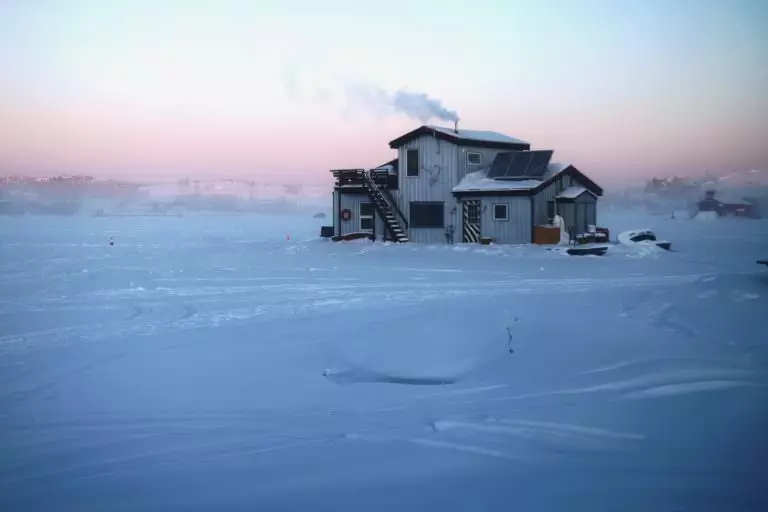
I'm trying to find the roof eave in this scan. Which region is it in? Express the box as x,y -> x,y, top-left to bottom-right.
453,188 -> 535,197
388,126 -> 530,150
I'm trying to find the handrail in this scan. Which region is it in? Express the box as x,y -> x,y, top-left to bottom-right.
379,184 -> 409,231
362,170 -> 408,231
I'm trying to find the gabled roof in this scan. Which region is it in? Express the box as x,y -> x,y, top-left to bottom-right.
556,186 -> 597,201
389,125 -> 530,150
453,163 -> 603,198
372,158 -> 398,170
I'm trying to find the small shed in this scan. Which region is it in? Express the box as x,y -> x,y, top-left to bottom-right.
553,186 -> 598,235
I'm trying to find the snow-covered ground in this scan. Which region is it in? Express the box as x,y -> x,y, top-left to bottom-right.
1,211 -> 767,511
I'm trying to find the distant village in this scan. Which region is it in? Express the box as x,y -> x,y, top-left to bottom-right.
0,174 -> 329,217
610,169 -> 768,219
2,169 -> 765,219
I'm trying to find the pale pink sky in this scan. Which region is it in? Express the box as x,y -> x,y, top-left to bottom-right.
1,0 -> 766,187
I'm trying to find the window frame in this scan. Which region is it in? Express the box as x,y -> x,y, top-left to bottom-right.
492,203 -> 509,222
359,202 -> 374,231
406,149 -> 419,177
410,201 -> 444,229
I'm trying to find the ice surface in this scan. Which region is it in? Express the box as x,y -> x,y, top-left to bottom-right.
1,211 -> 768,511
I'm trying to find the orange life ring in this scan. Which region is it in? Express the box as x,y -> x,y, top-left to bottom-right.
341,208 -> 352,221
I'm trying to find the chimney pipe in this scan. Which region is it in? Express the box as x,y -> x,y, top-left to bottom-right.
453,120 -> 459,133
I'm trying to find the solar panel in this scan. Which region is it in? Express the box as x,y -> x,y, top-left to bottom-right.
487,152 -> 516,178
525,150 -> 554,178
488,150 -> 553,179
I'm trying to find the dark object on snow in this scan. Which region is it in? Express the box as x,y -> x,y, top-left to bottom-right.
630,231 -> 656,243
313,212 -> 327,219
567,245 -> 608,256
322,368 -> 457,386
758,260 -> 768,266
622,229 -> 672,250
330,232 -> 373,242
595,226 -> 610,242
320,226 -> 334,238
697,190 -> 760,219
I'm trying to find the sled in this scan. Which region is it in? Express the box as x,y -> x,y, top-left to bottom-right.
330,232 -> 373,242
567,245 -> 609,256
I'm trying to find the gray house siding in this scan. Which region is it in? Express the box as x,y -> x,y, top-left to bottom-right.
394,135 -> 460,244
456,146 -> 508,180
480,196 -> 532,244
532,173 -> 575,225
338,193 -> 385,239
332,190 -> 340,236
556,194 -> 597,235
392,135 -> 516,244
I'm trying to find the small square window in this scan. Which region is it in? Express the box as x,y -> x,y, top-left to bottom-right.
360,202 -> 374,216
493,203 -> 508,221
467,152 -> 481,165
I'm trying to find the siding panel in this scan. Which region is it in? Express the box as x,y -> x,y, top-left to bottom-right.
532,174 -> 573,226
558,203 -> 576,234
338,194 -> 385,239
393,135 -> 518,244
332,190 -> 340,236
394,134 -> 460,244
480,197 -> 531,244
455,196 -> 531,244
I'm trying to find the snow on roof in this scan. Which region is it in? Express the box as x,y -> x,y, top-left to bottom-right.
452,171 -> 539,193
556,186 -> 592,200
545,162 -> 570,176
426,125 -> 529,145
453,162 -> 572,194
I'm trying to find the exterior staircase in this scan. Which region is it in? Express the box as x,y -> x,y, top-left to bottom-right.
358,170 -> 409,243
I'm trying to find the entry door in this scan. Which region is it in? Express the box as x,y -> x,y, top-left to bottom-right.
463,200 -> 481,243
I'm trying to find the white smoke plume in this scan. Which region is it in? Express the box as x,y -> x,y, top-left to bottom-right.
283,59 -> 459,124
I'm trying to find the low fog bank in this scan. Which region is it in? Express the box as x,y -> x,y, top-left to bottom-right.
0,177 -> 332,218
600,169 -> 768,218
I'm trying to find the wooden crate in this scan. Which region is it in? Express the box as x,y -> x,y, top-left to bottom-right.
534,225 -> 561,245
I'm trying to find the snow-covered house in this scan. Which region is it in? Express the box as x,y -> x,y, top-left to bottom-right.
328,124 -> 603,244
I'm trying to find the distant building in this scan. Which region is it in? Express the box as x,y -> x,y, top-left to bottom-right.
327,124 -> 603,244
696,190 -> 760,218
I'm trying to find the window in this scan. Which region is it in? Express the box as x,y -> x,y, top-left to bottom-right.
360,202 -> 374,231
467,152 -> 481,165
547,200 -> 556,221
493,203 -> 508,221
406,149 -> 419,177
410,201 -> 444,228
